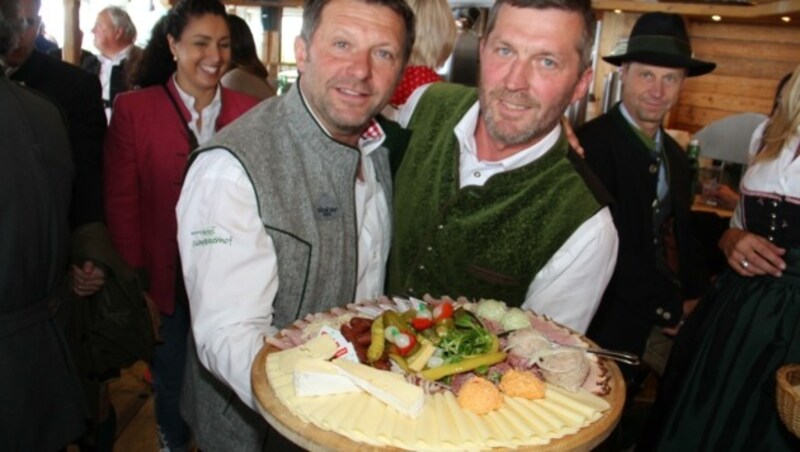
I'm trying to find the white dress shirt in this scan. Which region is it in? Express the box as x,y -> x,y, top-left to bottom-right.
176,89 -> 390,408
173,75 -> 222,145
98,45 -> 133,122
396,85 -> 619,333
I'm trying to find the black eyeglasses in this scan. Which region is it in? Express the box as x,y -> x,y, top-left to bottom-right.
20,16 -> 41,30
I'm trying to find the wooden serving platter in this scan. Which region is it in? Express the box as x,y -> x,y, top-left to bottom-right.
251,340 -> 625,451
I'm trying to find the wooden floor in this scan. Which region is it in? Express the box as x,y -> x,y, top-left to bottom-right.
84,361 -> 161,452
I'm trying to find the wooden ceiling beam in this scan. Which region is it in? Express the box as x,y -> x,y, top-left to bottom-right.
592,0 -> 800,17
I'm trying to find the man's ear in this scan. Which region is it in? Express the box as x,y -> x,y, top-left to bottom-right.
570,67 -> 593,105
294,36 -> 308,74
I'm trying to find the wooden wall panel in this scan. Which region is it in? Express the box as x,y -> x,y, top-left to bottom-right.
670,21 -> 800,133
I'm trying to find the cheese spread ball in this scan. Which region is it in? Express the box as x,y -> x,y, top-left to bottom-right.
457,376 -> 504,414
499,369 -> 546,400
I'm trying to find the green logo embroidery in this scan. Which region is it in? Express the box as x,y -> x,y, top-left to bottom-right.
191,226 -> 232,247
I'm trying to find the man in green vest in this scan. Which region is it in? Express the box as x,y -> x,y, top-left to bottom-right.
576,12 -> 714,380
388,0 -> 618,334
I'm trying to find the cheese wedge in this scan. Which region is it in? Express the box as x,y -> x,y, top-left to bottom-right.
294,358 -> 360,397
333,360 -> 424,418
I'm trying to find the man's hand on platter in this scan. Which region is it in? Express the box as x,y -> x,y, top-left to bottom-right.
720,227 -> 786,277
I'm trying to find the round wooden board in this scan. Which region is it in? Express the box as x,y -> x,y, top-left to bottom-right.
251,341 -> 625,451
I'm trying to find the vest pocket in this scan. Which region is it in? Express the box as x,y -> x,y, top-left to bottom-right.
466,265 -> 521,287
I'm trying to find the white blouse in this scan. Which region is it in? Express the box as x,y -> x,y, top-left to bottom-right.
731,122 -> 800,229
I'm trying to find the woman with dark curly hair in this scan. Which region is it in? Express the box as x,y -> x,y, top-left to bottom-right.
103,0 -> 258,449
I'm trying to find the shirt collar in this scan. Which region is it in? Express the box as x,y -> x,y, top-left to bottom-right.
173,74 -> 222,117
454,100 -> 562,170
298,83 -> 386,155
619,102 -> 660,150
98,44 -> 133,66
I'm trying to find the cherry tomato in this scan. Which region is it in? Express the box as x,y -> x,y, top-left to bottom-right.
411,317 -> 434,331
395,333 -> 417,356
433,302 -> 454,322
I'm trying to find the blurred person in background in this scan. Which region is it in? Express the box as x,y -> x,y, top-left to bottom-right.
103,0 -> 258,449
4,3 -> 119,447
385,0 -> 455,110
641,64 -> 800,451
85,6 -> 143,122
220,13 -> 275,100
0,0 -> 89,448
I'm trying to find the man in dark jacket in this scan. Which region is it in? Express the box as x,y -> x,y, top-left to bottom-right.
0,0 -> 89,448
577,12 -> 715,380
6,0 -> 108,297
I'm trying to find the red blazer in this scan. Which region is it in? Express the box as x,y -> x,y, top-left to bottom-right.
104,78 -> 258,315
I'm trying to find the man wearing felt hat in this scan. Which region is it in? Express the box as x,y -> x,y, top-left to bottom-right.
576,12 -> 714,382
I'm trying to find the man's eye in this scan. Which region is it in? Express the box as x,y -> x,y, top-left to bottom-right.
375,49 -> 394,60
334,41 -> 349,49
541,58 -> 557,68
496,46 -> 512,57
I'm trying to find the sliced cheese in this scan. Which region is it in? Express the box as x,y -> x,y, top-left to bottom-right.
293,358 -> 360,397
300,334 -> 339,359
333,360 -> 424,418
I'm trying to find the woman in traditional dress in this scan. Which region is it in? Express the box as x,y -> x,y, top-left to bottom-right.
642,65 -> 800,451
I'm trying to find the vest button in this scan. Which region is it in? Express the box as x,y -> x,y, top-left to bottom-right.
408,288 -> 415,294
651,199 -> 658,208
418,265 -> 425,271
663,311 -> 672,321
437,224 -> 444,230
656,307 -> 664,315
649,164 -> 658,174
426,246 -> 433,252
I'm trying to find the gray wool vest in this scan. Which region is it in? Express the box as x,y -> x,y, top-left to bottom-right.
180,84 -> 393,451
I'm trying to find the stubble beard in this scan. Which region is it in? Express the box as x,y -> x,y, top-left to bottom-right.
480,87 -> 570,147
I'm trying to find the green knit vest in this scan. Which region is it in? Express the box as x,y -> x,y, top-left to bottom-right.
388,83 -> 603,306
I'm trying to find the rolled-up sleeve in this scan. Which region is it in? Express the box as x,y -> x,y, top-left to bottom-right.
522,207 -> 619,334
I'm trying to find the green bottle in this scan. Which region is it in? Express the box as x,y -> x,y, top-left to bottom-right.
687,138 -> 701,195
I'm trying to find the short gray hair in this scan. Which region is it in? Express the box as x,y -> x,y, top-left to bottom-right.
101,6 -> 137,42
485,0 -> 595,72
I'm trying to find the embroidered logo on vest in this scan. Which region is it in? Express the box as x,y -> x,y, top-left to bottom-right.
314,193 -> 341,221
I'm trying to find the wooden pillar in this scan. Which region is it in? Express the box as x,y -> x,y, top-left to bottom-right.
62,0 -> 80,64
261,7 -> 282,81
588,11 -> 640,121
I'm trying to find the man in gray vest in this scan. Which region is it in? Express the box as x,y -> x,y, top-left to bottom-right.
388,0 -> 618,334
175,0 -> 415,449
